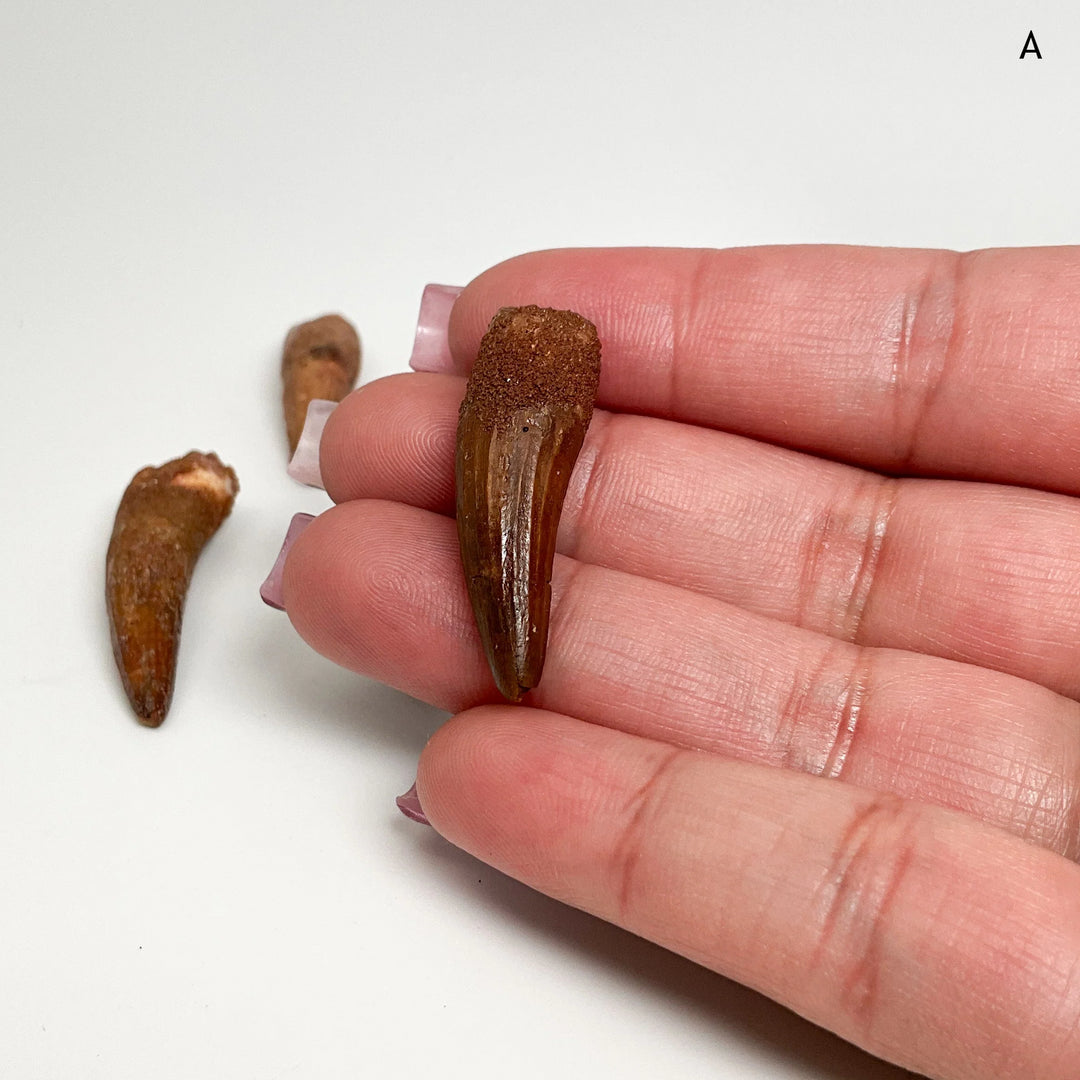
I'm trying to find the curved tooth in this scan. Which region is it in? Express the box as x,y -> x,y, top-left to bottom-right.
456,404 -> 589,700
105,451 -> 238,727
454,306 -> 601,701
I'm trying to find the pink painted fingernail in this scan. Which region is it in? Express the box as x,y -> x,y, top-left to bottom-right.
260,513 -> 316,610
287,399 -> 338,488
409,284 -> 463,373
395,781 -> 430,825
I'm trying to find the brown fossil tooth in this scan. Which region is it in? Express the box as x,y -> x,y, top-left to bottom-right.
455,305 -> 601,701
281,314 -> 361,455
105,451 -> 239,727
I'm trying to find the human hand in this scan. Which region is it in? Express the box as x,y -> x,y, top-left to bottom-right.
282,247 -> 1080,1080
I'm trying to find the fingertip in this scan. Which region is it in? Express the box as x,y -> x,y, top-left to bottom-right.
279,499 -> 492,705
315,386 -> 349,499
416,705 -> 552,854
449,248 -> 682,408
449,250 -> 600,368
318,373 -> 461,509
415,706 -> 637,877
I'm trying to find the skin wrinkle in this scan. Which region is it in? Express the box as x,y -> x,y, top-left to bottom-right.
998,752 -> 1051,837
609,746 -> 685,925
772,636 -> 869,783
982,938 -> 1080,1079
795,487 -> 838,634
774,641 -> 839,774
844,478 -> 899,641
671,248 -> 711,419
889,254 -> 961,470
913,703 -> 1080,856
889,285 -> 915,439
643,292 -> 678,410
775,639 -> 859,777
1011,749 -> 1080,860
930,731 -> 1031,812
822,646 -> 874,781
795,471 -> 898,641
1065,758 -> 1080,862
1047,952 -> 1080,1075
558,410 -> 615,562
811,794 -> 923,1040
592,431 -> 773,591
540,561 -> 709,749
991,714 -> 1080,858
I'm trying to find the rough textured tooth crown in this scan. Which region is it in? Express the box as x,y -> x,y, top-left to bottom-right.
455,305 -> 601,701
459,305 -> 601,422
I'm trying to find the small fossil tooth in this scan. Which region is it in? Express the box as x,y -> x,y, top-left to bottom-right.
455,305 -> 601,701
105,451 -> 239,727
281,314 -> 361,455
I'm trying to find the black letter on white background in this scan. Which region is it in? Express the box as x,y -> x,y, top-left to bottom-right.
1020,30 -> 1042,59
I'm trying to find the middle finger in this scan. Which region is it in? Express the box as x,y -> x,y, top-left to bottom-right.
323,372 -> 1080,699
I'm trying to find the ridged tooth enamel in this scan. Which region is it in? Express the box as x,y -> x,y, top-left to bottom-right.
455,306 -> 601,701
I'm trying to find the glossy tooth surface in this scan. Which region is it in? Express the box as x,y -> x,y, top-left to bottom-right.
455,306 -> 600,701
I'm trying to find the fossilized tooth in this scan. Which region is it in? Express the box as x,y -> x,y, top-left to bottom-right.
456,305 -> 601,701
281,314 -> 361,455
105,451 -> 239,727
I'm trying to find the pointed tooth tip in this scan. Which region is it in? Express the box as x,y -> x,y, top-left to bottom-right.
121,683 -> 168,726
492,667 -> 531,703
129,687 -> 170,727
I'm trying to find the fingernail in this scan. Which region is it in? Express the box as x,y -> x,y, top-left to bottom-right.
260,512 -> 316,610
409,283 -> 463,372
286,399 -> 338,488
395,781 -> 430,825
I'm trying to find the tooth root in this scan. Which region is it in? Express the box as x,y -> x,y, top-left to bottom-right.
105,452 -> 239,727
455,306 -> 601,701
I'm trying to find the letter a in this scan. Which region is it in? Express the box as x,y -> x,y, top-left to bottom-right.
1020,31 -> 1042,59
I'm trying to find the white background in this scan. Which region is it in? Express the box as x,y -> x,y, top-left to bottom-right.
2,2 -> 1077,1077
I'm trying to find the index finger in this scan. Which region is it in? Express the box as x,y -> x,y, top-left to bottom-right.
448,246 -> 1080,493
